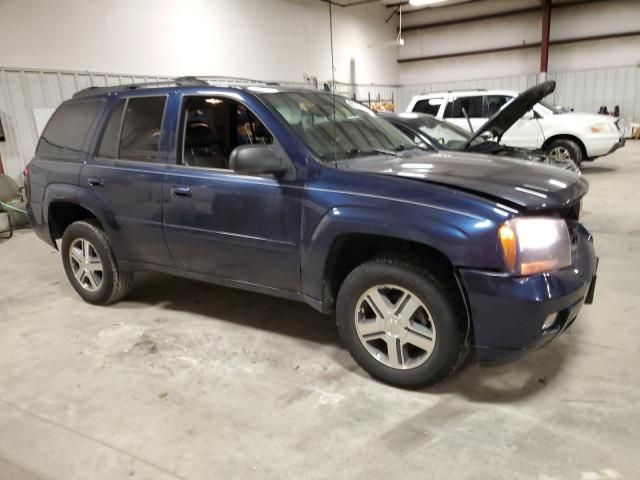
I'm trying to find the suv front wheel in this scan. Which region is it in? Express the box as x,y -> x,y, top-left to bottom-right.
61,220 -> 133,305
336,257 -> 466,389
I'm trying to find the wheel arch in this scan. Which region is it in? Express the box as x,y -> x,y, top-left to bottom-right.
543,134 -> 587,160
322,233 -> 458,309
48,201 -> 102,249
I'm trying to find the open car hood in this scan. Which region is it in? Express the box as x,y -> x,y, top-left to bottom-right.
464,81 -> 556,149
342,150 -> 587,211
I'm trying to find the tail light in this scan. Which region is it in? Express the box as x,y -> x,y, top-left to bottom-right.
23,165 -> 30,199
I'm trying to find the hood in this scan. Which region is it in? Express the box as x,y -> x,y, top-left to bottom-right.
342,150 -> 588,211
464,81 -> 556,148
540,111 -> 618,124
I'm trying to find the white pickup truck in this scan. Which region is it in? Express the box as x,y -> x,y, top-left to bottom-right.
406,87 -> 625,166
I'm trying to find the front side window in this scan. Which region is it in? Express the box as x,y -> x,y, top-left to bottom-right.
413,98 -> 443,116
259,91 -> 413,160
179,96 -> 273,169
37,100 -> 103,160
444,96 -> 484,119
485,95 -> 511,117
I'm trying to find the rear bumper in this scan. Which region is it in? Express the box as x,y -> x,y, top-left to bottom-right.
606,137 -> 625,155
459,223 -> 597,363
26,201 -> 56,247
584,133 -> 625,158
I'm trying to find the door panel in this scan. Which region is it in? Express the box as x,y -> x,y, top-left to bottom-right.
162,93 -> 302,292
163,168 -> 302,291
80,159 -> 170,265
80,95 -> 173,266
502,117 -> 544,149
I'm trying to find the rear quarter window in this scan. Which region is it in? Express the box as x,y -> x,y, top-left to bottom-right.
119,96 -> 166,162
36,100 -> 104,160
413,98 -> 443,116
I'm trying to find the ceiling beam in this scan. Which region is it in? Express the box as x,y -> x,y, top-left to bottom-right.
397,30 -> 640,63
399,0 -> 610,30
540,0 -> 551,72
385,0 -> 482,13
321,0 -> 381,7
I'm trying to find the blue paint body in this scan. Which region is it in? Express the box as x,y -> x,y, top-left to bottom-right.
26,85 -> 597,362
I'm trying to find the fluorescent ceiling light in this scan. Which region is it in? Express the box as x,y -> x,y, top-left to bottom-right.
409,0 -> 448,6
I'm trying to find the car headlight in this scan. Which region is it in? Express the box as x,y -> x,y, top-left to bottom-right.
590,122 -> 613,134
498,218 -> 572,275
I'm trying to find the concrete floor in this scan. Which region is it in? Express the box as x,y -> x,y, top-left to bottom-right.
1,143 -> 639,480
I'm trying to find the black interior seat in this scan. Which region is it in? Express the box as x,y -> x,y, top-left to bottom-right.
184,122 -> 228,169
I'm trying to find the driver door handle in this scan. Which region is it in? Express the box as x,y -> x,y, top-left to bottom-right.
171,187 -> 192,198
88,177 -> 104,187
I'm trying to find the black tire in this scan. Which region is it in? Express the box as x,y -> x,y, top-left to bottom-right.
61,220 -> 133,305
545,138 -> 584,166
336,257 -> 467,389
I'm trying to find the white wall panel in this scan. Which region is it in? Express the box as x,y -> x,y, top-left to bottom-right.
0,0 -> 398,85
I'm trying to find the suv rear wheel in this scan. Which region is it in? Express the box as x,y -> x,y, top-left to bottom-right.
546,139 -> 583,166
61,221 -> 133,305
336,257 -> 466,389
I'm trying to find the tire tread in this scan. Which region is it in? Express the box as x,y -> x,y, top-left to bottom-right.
63,220 -> 133,305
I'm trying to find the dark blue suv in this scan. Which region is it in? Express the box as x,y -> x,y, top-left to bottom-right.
25,78 -> 597,388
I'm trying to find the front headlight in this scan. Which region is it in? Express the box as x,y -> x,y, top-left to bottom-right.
498,218 -> 572,276
590,122 -> 613,134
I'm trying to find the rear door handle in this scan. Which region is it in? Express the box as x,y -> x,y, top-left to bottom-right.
171,187 -> 192,198
88,177 -> 104,187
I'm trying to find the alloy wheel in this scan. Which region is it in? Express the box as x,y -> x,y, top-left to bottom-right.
354,285 -> 436,370
68,238 -> 104,292
549,146 -> 573,161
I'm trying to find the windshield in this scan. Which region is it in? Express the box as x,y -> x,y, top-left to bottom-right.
412,115 -> 478,149
537,99 -> 563,115
259,91 -> 415,160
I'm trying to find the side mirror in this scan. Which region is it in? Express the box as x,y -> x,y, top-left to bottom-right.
229,144 -> 290,178
523,110 -> 535,120
480,131 -> 493,141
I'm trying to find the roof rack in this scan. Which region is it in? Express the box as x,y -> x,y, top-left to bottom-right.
72,75 -> 276,99
72,76 -> 207,98
446,88 -> 488,93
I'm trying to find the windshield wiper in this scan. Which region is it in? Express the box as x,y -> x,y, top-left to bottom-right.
345,147 -> 397,157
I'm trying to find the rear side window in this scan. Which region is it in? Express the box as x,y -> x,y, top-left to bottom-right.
97,96 -> 166,162
444,96 -> 483,119
412,98 -> 443,116
36,100 -> 103,160
98,99 -> 126,158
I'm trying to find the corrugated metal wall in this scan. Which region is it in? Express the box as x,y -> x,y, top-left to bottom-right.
1,65 -> 639,181
395,65 -> 640,119
0,67 -> 172,180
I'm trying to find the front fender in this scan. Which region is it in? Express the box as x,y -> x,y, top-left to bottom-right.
301,204 -> 502,301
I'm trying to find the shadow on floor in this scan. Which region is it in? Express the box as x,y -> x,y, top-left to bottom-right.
581,165 -> 617,174
119,271 -> 339,347
429,338 -> 574,403
120,271 -> 573,402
